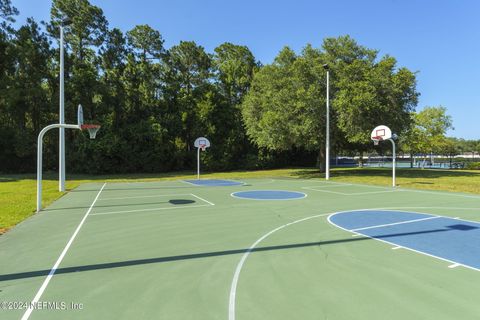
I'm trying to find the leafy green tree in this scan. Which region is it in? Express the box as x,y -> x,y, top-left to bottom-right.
161,41 -> 212,159
330,37 -> 418,145
10,18 -> 53,133
126,24 -> 164,62
242,36 -> 419,171
0,0 -> 17,26
50,0 -> 108,61
402,106 -> 453,167
242,45 -> 324,157
213,42 -> 257,105
99,28 -> 127,128
210,42 -> 258,168
0,18 -> 53,170
49,0 -> 108,118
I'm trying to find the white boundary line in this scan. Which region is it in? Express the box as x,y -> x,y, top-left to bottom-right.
91,193 -> 214,216
228,207 -> 480,320
179,180 -> 201,186
327,210 -> 480,272
274,178 -> 346,185
301,184 -> 351,189
367,207 -> 480,225
98,193 -> 193,201
181,179 -> 247,187
373,206 -> 480,211
302,186 -> 398,196
284,178 -> 480,199
228,212 -> 331,320
21,183 -> 107,320
190,193 -> 215,206
90,204 -> 211,216
331,180 -> 480,199
230,190 -> 307,201
242,178 -> 276,185
351,216 -> 441,231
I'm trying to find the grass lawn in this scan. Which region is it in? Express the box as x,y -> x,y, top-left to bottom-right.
1,167 -> 480,234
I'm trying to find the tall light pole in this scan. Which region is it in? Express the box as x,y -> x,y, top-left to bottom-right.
59,19 -> 70,192
59,23 -> 65,191
323,64 -> 330,180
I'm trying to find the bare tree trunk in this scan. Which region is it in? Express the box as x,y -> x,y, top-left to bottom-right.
317,149 -> 325,172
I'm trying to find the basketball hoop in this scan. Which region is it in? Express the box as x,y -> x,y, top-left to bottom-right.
194,137 -> 211,179
372,136 -> 383,146
80,124 -> 101,139
370,125 -> 397,188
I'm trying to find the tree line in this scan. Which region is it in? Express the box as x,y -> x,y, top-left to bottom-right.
0,0 -> 476,174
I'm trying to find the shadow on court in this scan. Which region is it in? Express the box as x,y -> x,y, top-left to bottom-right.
70,186 -> 195,192
1,225 -> 474,282
43,199 -> 196,211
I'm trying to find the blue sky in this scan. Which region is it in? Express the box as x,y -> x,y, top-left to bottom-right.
12,0 -> 480,139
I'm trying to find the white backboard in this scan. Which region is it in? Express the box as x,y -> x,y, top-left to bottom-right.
194,137 -> 210,148
371,125 -> 392,140
77,104 -> 84,126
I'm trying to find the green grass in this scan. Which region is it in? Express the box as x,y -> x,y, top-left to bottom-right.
2,167 -> 480,233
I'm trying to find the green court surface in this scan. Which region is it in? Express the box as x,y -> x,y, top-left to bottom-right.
1,178 -> 480,319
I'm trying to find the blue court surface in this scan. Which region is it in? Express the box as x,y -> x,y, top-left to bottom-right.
329,210 -> 480,270
231,190 -> 306,200
183,179 -> 244,186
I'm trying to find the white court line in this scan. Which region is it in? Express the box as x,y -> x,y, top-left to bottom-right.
274,178 -> 346,186
229,207 -> 480,319
347,190 -> 399,196
301,184 -> 351,189
351,216 -> 441,232
90,204 -> 211,216
179,180 -> 201,186
300,187 -> 348,195
243,178 -> 276,185
302,186 -> 398,196
190,193 -> 215,206
230,190 -> 307,201
98,193 -> 192,201
327,211 -> 480,272
21,183 -> 106,320
365,207 -> 480,226
448,263 -> 460,268
374,206 -> 480,211
295,178 -> 480,199
181,179 -> 246,187
392,246 -> 402,250
228,212 -> 331,320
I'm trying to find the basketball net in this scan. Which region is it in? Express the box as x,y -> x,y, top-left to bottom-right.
372,136 -> 383,146
80,124 -> 101,139
200,144 -> 206,151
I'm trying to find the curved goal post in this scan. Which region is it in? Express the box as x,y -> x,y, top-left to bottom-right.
37,105 -> 101,212
371,125 -> 396,188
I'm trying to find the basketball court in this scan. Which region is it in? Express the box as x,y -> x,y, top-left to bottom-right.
1,178 -> 480,319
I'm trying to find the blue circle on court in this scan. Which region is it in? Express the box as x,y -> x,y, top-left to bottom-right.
231,190 -> 306,200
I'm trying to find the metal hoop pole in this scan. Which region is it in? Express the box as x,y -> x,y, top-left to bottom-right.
38,124 -> 80,212
59,25 -> 66,192
389,138 -> 396,187
197,147 -> 200,180
325,69 -> 330,180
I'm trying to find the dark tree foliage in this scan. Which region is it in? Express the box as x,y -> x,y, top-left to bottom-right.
0,1 -> 420,174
